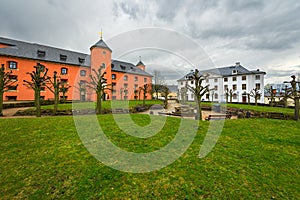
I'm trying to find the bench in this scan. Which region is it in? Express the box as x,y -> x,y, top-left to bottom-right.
268,112 -> 286,120
205,114 -> 232,121
112,108 -> 129,114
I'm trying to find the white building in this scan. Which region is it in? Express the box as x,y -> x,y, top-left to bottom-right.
177,62 -> 266,103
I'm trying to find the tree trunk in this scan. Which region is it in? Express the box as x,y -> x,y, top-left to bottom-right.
0,91 -> 3,116
35,89 -> 41,117
54,90 -> 59,114
96,92 -> 102,114
195,97 -> 202,120
143,92 -> 146,106
255,98 -> 258,106
294,97 -> 299,121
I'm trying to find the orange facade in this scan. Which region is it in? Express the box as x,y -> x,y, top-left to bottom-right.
0,37 -> 152,101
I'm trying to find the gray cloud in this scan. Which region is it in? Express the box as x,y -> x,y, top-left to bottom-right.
0,0 -> 300,84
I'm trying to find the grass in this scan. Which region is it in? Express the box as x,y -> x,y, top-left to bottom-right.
187,101 -> 295,115
41,100 -> 163,110
0,115 -> 299,199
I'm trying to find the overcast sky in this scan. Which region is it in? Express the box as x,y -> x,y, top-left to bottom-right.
1,0 -> 300,84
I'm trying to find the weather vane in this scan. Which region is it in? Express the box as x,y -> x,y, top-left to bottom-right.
99,28 -> 103,40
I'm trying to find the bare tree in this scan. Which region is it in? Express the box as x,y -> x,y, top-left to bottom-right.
87,67 -> 111,114
160,85 -> 170,108
59,81 -> 71,102
284,75 -> 300,120
250,88 -> 261,106
23,63 -> 49,117
185,69 -> 209,120
152,70 -> 164,99
46,71 -> 60,114
139,84 -> 151,106
0,64 -> 18,116
225,88 -> 234,103
264,84 -> 276,106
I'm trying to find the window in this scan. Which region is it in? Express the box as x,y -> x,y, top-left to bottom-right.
232,70 -> 237,74
61,79 -> 68,84
101,63 -> 106,69
61,68 -> 68,75
256,83 -> 261,90
144,78 -> 147,82
111,64 -> 115,68
134,84 -> 138,90
224,77 -> 228,82
9,75 -> 18,81
214,93 -> 218,99
8,85 -> 17,90
232,76 -> 237,81
233,84 -> 237,90
78,57 -> 85,64
214,78 -> 218,82
135,76 -> 138,82
41,86 -> 45,91
242,84 -> 246,90
206,94 -> 209,99
37,50 -> 46,58
60,54 -> 67,61
191,80 -> 194,84
124,83 -> 128,88
112,74 -> 116,80
80,70 -> 86,77
181,82 -> 183,85
224,85 -> 228,90
9,61 -> 17,69
80,80 -> 86,85
206,79 -> 209,83
214,85 -> 218,90
255,75 -> 260,80
242,76 -> 246,81
233,93 -> 237,99
124,75 -> 128,81
103,51 -> 106,55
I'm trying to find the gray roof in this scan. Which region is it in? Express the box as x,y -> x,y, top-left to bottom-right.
111,60 -> 152,77
90,39 -> 112,52
178,64 -> 266,81
0,37 -> 151,76
0,37 -> 90,67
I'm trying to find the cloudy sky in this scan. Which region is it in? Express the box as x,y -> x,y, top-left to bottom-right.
1,0 -> 300,84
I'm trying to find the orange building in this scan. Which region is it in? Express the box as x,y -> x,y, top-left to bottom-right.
0,37 -> 152,101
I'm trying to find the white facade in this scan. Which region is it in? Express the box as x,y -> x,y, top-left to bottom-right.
177,63 -> 266,104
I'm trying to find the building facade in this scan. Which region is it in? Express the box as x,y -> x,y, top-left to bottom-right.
0,37 -> 152,101
177,62 -> 266,103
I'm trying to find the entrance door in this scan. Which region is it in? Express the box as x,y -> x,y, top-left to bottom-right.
242,96 -> 247,103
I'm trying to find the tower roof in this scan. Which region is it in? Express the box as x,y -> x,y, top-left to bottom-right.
90,39 -> 112,52
136,60 -> 145,66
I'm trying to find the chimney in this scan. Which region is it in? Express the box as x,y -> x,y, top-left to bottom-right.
257,69 -> 260,71
235,62 -> 240,67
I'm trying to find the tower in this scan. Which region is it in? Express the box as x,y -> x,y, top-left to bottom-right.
90,36 -> 112,100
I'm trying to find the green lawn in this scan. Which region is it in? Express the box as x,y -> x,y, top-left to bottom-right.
187,101 -> 295,115
42,100 -> 163,110
0,115 -> 299,199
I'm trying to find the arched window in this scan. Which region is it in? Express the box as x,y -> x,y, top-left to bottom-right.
124,75 -> 128,81
80,70 -> 86,76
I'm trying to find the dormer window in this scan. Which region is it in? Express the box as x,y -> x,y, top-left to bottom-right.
111,64 -> 114,68
60,54 -> 67,61
37,50 -> 46,58
120,65 -> 126,70
232,69 -> 237,74
8,61 -> 17,69
78,57 -> 85,64
101,63 -> 106,69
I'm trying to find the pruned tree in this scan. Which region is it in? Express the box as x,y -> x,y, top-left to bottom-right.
23,63 -> 49,117
139,83 -> 151,106
250,88 -> 261,106
59,81 -> 71,102
0,64 -> 18,116
87,67 -> 111,114
264,84 -> 276,106
185,69 -> 209,120
160,85 -> 170,108
284,75 -> 300,120
46,71 -> 60,114
152,70 -> 164,99
225,88 -> 234,103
